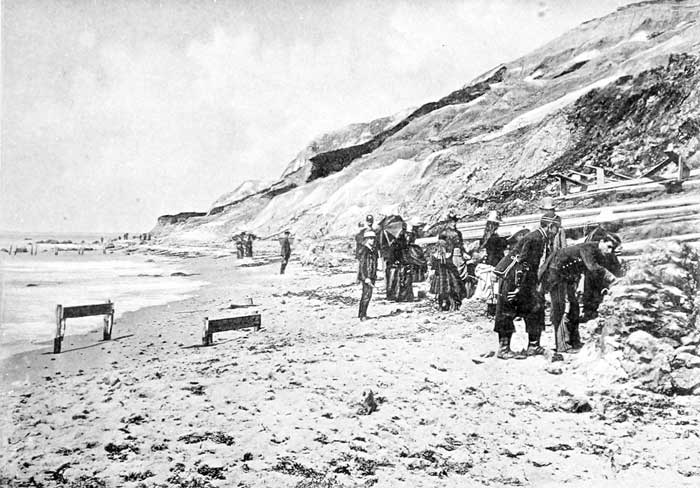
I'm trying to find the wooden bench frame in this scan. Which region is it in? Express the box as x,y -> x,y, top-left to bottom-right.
202,314 -> 261,346
54,301 -> 114,353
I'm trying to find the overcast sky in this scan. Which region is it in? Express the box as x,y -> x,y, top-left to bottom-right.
1,0 -> 636,233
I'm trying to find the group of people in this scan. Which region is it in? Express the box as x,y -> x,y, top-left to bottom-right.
493,199 -> 623,358
234,233 -> 255,259
354,200 -> 624,358
355,214 -> 428,320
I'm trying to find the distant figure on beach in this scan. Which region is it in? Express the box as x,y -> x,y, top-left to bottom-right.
245,233 -> 254,258
280,231 -> 292,274
235,234 -> 245,259
357,229 -> 378,321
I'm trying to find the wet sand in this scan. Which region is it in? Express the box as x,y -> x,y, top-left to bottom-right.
1,255 -> 699,487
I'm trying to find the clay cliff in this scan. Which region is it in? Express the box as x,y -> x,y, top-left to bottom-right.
153,0 -> 700,245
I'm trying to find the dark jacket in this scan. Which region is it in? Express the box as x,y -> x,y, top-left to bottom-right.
513,228 -> 548,275
357,244 -> 378,283
547,242 -> 609,284
481,232 -> 508,267
392,231 -> 409,265
280,238 -> 291,259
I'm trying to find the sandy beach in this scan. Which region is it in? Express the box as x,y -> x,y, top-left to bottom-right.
1,253 -> 699,487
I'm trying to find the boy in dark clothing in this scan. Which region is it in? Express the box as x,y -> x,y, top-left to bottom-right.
357,230 -> 379,320
545,237 -> 617,352
582,225 -> 622,321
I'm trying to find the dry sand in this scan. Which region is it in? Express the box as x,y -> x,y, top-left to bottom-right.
1,254 -> 699,487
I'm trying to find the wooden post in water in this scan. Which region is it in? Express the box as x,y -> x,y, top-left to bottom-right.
54,305 -> 64,354
102,300 -> 114,340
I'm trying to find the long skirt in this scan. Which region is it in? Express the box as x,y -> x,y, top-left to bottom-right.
430,262 -> 467,301
397,264 -> 414,302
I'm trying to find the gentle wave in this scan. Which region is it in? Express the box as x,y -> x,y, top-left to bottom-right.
0,254 -> 205,355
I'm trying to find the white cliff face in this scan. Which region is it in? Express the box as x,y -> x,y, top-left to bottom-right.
155,0 -> 700,245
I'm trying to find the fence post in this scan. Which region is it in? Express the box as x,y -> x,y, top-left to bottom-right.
202,317 -> 210,346
54,305 -> 63,354
595,167 -> 605,185
103,300 -> 113,340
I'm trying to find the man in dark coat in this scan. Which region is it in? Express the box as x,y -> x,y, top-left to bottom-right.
357,229 -> 379,320
280,231 -> 292,274
545,237 -> 617,352
581,216 -> 623,321
494,215 -> 561,359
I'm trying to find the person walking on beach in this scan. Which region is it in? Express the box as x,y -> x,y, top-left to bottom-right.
493,214 -> 561,359
280,231 -> 292,274
543,237 -> 618,353
357,229 -> 378,320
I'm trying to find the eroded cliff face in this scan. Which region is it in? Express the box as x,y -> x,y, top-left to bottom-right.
154,0 -> 700,245
210,180 -> 274,214
280,109 -> 414,181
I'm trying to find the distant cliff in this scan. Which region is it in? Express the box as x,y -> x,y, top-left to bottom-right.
156,212 -> 207,226
153,0 -> 700,245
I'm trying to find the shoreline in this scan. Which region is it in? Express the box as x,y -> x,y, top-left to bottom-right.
2,253 -> 700,487
0,251 -> 207,363
0,254 -> 249,387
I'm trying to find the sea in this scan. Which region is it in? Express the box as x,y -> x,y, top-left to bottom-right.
0,231 -> 206,359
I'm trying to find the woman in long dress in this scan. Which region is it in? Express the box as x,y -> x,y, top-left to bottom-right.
430,231 -> 467,311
